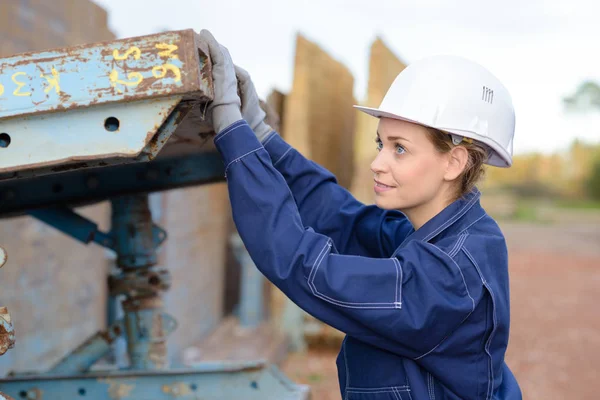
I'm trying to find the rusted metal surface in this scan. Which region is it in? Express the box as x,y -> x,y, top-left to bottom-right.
0,250 -> 15,356
0,391 -> 15,400
0,29 -> 213,121
122,296 -> 170,370
0,307 -> 15,356
0,29 -> 217,182
109,268 -> 171,297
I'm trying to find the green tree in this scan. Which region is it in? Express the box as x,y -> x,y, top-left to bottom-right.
563,81 -> 600,112
588,160 -> 600,200
564,81 -> 600,199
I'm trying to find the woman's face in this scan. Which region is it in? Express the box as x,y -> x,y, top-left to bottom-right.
370,117 -> 451,212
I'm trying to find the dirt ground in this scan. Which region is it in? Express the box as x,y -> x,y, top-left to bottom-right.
282,221 -> 600,399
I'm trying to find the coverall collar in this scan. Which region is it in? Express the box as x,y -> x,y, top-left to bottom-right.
395,188 -> 482,252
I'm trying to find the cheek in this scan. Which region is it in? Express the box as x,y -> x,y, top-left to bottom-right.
391,156 -> 441,186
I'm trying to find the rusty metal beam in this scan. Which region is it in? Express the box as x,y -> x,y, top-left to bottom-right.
0,29 -> 213,120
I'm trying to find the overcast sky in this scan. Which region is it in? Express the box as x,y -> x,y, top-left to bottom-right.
93,0 -> 600,155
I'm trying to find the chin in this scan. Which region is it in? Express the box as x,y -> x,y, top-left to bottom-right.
374,196 -> 403,211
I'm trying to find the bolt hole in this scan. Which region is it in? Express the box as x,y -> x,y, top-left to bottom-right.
250,381 -> 259,389
104,117 -> 120,132
0,133 -> 11,148
148,275 -> 160,286
19,391 -> 27,399
52,183 -> 64,193
190,383 -> 198,391
78,388 -> 86,396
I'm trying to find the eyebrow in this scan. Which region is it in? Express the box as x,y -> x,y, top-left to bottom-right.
377,131 -> 411,143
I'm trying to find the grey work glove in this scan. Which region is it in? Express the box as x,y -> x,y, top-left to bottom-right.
235,65 -> 275,142
199,30 -> 242,134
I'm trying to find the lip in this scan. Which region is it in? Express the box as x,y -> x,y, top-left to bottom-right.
374,179 -> 395,193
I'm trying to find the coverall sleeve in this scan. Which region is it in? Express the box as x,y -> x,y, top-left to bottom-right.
261,131 -> 413,257
214,121 -> 476,359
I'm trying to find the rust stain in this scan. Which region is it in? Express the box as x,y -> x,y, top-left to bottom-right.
161,382 -> 193,397
50,162 -> 89,172
0,307 -> 15,356
0,391 -> 15,400
98,378 -> 135,400
122,296 -> 163,312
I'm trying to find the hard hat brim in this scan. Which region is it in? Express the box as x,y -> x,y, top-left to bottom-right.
353,105 -> 512,168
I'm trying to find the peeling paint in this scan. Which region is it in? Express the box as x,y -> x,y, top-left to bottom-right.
161,382 -> 193,397
0,307 -> 15,356
0,30 -> 212,121
99,378 -> 135,400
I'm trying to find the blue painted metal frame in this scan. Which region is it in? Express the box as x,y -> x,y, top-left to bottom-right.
0,362 -> 310,399
0,28 -> 307,399
0,151 -> 225,218
28,207 -> 115,249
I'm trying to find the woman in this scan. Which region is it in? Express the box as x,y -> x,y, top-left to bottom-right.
200,30 -> 522,400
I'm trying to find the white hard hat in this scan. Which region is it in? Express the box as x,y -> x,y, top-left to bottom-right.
354,55 -> 515,167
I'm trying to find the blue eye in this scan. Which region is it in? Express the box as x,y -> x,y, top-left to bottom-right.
375,138 -> 383,151
395,144 -> 406,155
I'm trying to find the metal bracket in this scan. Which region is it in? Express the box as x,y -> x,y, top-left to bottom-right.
28,207 -> 114,249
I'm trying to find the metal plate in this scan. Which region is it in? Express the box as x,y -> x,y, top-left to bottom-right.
0,30 -> 212,120
0,97 -> 182,174
0,363 -> 310,400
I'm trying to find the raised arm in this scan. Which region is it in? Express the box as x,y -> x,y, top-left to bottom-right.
235,66 -> 412,257
214,121 -> 476,358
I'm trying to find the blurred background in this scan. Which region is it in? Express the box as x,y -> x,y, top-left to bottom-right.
0,0 -> 598,398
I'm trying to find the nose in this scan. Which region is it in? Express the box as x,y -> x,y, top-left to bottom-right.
370,149 -> 390,176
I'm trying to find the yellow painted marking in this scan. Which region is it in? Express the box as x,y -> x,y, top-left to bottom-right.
152,64 -> 181,82
41,67 -> 61,94
109,70 -> 144,93
155,43 -> 179,59
0,83 -> 4,96
112,46 -> 141,61
11,72 -> 31,97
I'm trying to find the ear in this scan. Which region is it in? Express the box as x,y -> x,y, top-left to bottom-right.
444,146 -> 469,181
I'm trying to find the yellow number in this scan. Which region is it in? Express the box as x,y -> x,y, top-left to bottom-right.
11,72 -> 31,97
112,46 -> 141,61
0,83 -> 4,96
155,43 -> 179,59
152,64 -> 181,82
41,67 -> 61,94
109,70 -> 144,93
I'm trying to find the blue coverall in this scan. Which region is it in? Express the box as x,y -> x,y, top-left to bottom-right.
214,120 -> 522,400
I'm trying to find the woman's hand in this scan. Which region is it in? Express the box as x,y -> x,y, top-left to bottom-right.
234,65 -> 274,142
199,30 -> 242,134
